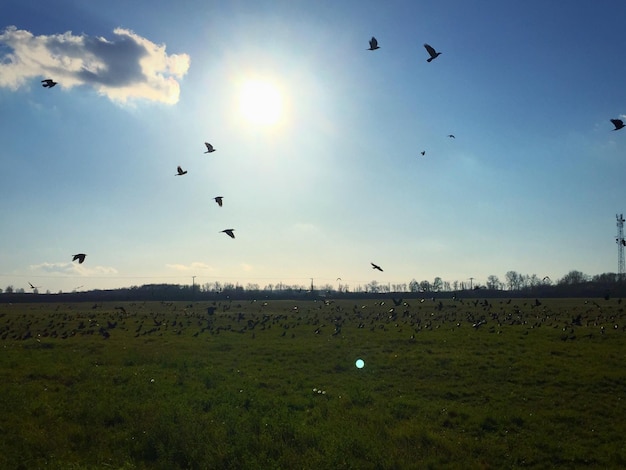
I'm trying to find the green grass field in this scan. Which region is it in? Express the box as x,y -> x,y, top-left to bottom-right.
1,297 -> 625,469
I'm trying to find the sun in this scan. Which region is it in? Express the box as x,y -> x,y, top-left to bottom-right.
238,79 -> 284,126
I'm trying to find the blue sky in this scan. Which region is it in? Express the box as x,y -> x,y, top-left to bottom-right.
2,0 -> 626,293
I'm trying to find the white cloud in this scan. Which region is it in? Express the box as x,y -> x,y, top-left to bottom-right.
166,262 -> 213,271
0,26 -> 190,104
30,262 -> 118,276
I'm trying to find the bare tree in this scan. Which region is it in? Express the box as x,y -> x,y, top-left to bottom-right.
505,271 -> 521,290
366,280 -> 380,293
558,270 -> 589,285
486,275 -> 500,290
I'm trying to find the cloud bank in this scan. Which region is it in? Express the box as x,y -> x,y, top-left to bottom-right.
0,26 -> 190,104
166,262 -> 214,272
30,262 -> 118,276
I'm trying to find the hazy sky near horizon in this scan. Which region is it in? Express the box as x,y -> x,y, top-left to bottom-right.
2,0 -> 626,293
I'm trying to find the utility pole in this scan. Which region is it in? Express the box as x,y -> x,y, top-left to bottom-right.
468,277 -> 474,290
192,276 -> 196,298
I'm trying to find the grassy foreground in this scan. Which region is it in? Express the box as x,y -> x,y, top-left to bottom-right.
1,297 -> 625,469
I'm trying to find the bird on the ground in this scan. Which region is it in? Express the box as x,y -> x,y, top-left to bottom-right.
221,229 -> 235,239
424,43 -> 441,62
176,166 -> 187,176
368,37 -> 380,50
371,262 -> 383,272
204,142 -> 216,153
72,254 -> 87,264
448,134 -> 455,138
214,196 -> 223,207
611,119 -> 625,131
41,79 -> 57,88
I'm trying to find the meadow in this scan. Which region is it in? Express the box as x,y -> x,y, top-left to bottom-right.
1,296 -> 625,469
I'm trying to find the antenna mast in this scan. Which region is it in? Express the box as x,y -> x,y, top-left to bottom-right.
616,214 -> 625,280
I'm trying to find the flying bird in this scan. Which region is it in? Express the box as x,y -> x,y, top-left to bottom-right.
41,79 -> 57,88
371,262 -> 383,272
448,134 -> 455,138
424,43 -> 442,62
72,253 -> 87,264
204,142 -> 216,153
214,196 -> 223,207
420,151 -> 426,156
176,166 -> 187,176
221,229 -> 235,239
611,119 -> 625,131
368,37 -> 380,50
28,282 -> 40,290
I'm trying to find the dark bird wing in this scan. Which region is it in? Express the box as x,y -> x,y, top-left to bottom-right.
611,119 -> 624,130
371,262 -> 383,271
369,37 -> 378,49
221,229 -> 235,238
424,43 -> 437,58
205,142 -> 215,152
72,254 -> 86,263
215,197 -> 223,206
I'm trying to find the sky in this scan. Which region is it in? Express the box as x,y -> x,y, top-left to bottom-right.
2,0 -> 626,293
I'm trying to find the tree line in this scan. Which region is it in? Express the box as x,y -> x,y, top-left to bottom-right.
2,270 -> 626,302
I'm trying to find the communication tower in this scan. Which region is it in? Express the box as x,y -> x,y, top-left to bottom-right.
616,214 -> 625,279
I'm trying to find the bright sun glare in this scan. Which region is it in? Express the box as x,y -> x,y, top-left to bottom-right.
238,79 -> 284,126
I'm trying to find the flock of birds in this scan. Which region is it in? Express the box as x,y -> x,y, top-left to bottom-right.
34,36 -> 623,291
38,85 -> 235,272
175,142 -> 234,238
2,296 -> 626,342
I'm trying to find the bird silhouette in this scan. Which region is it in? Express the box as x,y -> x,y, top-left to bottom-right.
371,262 -> 383,272
420,151 -> 426,156
214,196 -> 223,207
41,79 -> 57,88
368,37 -> 380,50
221,229 -> 235,239
424,43 -> 441,62
176,166 -> 187,176
204,142 -> 216,153
28,282 -> 41,289
72,254 -> 87,264
611,119 -> 625,131
448,134 -> 455,138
